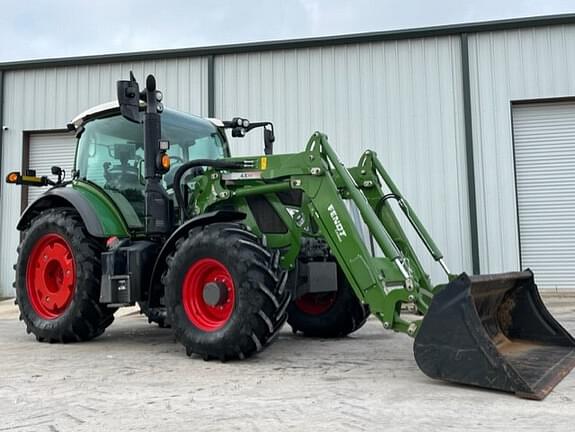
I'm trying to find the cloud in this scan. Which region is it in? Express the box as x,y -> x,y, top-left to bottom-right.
0,0 -> 573,62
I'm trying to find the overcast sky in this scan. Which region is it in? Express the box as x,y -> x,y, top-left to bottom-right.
1,0 -> 574,62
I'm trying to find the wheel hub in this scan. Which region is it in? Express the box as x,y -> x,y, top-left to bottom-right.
26,233 -> 76,319
182,258 -> 235,331
202,281 -> 229,306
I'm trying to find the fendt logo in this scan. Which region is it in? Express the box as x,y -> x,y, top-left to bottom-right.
328,204 -> 347,242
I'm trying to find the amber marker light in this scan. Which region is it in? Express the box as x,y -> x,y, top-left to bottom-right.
6,172 -> 19,183
161,154 -> 171,170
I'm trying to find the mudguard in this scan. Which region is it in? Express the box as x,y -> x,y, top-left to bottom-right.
147,210 -> 246,305
17,185 -> 130,238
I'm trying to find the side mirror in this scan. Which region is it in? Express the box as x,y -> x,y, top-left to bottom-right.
117,71 -> 142,123
222,118 -> 275,155
51,166 -> 64,183
264,126 -> 275,155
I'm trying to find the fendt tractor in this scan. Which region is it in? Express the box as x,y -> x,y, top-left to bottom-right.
6,73 -> 575,399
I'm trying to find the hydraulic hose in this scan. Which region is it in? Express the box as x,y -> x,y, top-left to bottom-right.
375,193 -> 401,216
173,159 -> 245,219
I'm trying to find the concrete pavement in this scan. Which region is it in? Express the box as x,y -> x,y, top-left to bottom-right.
0,299 -> 574,431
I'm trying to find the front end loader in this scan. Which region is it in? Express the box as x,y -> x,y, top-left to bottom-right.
6,73 -> 575,400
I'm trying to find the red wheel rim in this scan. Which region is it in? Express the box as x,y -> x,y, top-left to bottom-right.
26,233 -> 76,320
182,258 -> 235,332
295,292 -> 337,315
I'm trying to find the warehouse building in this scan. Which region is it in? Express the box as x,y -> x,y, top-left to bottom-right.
1,14 -> 575,297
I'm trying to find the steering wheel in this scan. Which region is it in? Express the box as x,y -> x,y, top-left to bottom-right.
170,155 -> 184,164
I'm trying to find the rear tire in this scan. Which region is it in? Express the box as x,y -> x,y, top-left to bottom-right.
288,266 -> 370,338
164,223 -> 290,360
15,208 -> 115,343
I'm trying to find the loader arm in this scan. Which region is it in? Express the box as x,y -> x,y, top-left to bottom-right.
295,133 -> 439,334
190,132 -> 448,335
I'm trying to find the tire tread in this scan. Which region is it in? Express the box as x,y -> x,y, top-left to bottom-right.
14,208 -> 115,343
165,222 -> 290,361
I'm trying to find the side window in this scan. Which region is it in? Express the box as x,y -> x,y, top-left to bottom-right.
77,116 -> 143,186
191,135 -> 225,160
167,144 -> 184,160
84,137 -> 108,185
81,141 -> 143,185
76,116 -> 145,226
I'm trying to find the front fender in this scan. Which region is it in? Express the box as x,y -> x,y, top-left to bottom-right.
18,184 -> 130,238
147,210 -> 246,305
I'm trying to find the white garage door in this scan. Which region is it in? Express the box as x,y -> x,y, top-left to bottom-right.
27,132 -> 76,205
513,101 -> 575,290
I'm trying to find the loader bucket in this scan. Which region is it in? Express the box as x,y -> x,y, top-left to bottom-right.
413,271 -> 575,399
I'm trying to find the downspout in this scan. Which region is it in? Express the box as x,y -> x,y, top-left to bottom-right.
207,55 -> 215,118
460,33 -> 481,275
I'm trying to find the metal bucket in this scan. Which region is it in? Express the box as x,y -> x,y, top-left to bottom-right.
413,271 -> 575,399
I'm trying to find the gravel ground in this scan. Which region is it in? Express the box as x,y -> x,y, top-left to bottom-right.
0,298 -> 574,432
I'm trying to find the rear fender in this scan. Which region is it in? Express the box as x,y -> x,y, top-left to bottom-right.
17,186 -> 130,238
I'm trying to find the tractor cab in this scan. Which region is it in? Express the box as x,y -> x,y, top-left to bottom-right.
71,103 -> 229,226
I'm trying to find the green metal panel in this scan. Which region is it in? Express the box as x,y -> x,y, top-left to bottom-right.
72,181 -> 130,237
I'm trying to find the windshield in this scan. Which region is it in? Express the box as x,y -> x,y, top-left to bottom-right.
75,109 -> 226,226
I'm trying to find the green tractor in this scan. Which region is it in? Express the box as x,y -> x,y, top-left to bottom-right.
6,73 -> 575,399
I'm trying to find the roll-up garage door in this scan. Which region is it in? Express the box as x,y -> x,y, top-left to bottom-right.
512,101 -> 575,290
27,132 -> 76,205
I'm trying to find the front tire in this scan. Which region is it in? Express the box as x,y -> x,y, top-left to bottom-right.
164,223 -> 290,361
15,208 -> 115,342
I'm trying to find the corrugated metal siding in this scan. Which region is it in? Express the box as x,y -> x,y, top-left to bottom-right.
468,25 -> 575,274
27,133 -> 76,204
215,37 -> 472,283
513,101 -> 575,290
0,58 -> 208,297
